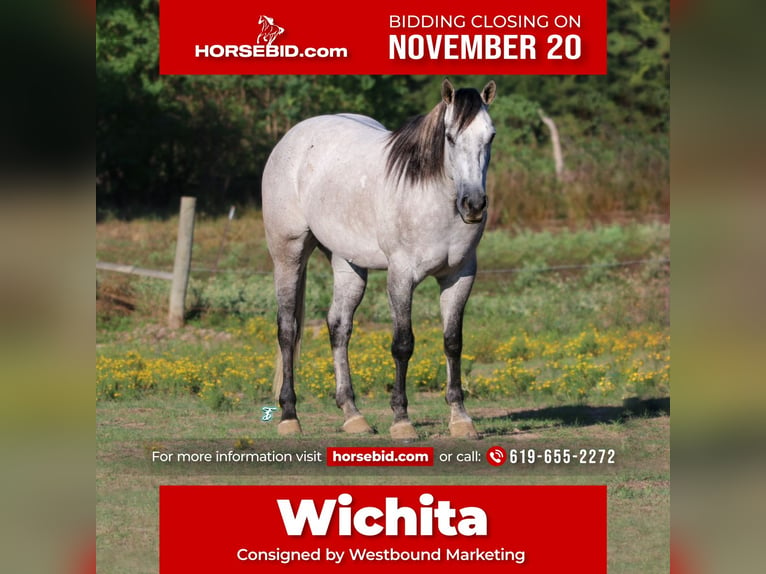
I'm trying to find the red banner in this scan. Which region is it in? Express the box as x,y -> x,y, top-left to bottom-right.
159,485 -> 606,573
159,0 -> 607,75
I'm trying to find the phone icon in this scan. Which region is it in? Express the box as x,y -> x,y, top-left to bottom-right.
486,446 -> 506,466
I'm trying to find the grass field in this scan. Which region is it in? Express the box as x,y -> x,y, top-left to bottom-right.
97,214 -> 670,572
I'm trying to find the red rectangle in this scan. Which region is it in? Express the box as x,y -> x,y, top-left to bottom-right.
326,447 -> 434,466
160,0 -> 606,75
159,485 -> 606,573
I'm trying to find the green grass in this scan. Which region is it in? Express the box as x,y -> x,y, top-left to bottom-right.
97,217 -> 670,573
97,395 -> 669,572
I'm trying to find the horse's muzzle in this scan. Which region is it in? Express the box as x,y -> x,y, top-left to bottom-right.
458,193 -> 488,224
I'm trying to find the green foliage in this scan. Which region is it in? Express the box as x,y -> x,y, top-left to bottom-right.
97,5 -> 423,217
96,323 -> 668,406
194,274 -> 276,318
97,219 -> 668,333
477,222 -> 668,269
97,2 -> 668,222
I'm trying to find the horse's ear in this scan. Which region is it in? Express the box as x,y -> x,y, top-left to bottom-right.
441,78 -> 455,104
481,81 -> 497,105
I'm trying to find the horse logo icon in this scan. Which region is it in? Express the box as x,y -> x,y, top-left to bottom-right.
257,15 -> 285,46
261,406 -> 278,422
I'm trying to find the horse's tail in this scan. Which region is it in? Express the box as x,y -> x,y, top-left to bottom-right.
272,265 -> 308,402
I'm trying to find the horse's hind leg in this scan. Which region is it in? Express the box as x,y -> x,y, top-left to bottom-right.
271,233 -> 316,435
438,259 -> 480,439
328,256 -> 372,433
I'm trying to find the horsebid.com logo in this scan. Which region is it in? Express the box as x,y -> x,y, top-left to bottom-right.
257,15 -> 284,46
195,14 -> 348,59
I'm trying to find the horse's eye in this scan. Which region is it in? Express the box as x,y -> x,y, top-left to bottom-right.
446,133 -> 456,146
489,132 -> 496,144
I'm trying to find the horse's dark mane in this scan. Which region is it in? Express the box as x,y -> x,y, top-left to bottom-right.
385,88 -> 485,185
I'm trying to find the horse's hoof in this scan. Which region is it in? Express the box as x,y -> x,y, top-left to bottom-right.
390,421 -> 418,440
449,419 -> 479,439
343,415 -> 373,434
277,419 -> 302,435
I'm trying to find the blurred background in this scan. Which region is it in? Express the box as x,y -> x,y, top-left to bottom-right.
672,0 -> 766,572
0,1 -> 93,573
3,0 -> 766,572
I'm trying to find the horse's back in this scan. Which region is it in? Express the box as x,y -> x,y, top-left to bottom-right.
262,114 -> 392,268
334,113 -> 388,132
263,114 -> 389,184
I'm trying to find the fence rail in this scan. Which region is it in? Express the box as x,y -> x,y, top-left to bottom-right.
96,198 -> 668,328
96,196 -> 196,328
96,261 -> 173,281
97,257 -> 669,281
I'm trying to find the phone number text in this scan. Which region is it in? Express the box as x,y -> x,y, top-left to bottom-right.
508,448 -> 616,465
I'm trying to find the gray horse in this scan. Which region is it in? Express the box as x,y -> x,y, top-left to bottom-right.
262,79 -> 496,439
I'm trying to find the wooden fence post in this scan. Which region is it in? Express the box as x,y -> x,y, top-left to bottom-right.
168,196 -> 196,328
537,109 -> 565,182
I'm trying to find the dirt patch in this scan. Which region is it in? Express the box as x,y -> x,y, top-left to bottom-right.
621,479 -> 670,490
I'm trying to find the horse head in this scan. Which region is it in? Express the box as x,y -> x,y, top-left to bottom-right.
441,79 -> 496,224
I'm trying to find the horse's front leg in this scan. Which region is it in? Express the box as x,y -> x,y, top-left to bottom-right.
328,256 -> 372,433
438,257 -> 480,439
387,270 -> 418,440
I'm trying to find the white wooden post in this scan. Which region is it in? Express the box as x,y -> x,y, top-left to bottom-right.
168,196 -> 196,328
538,109 -> 565,182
